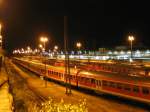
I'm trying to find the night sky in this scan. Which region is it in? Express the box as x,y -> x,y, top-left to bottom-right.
0,0 -> 150,53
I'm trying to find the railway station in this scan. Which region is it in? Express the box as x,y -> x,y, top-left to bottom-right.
1,1 -> 150,111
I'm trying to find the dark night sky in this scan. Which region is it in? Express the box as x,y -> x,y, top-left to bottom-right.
0,0 -> 150,53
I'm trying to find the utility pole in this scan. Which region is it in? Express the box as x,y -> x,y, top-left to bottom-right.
128,36 -> 134,62
0,24 -> 2,49
0,23 -> 2,69
64,16 -> 71,94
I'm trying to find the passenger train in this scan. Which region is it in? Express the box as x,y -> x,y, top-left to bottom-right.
13,58 -> 150,104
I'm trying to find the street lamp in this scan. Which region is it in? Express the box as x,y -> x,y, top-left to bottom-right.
54,45 -> 58,59
76,42 -> 81,50
27,46 -> 30,50
39,44 -> 43,49
27,46 -> 31,54
54,45 -> 58,50
40,36 -> 48,87
38,44 -> 43,61
128,36 -> 134,62
40,37 -> 48,51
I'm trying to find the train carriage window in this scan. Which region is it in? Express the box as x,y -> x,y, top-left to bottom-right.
60,73 -> 62,77
96,80 -> 98,86
60,73 -> 63,77
59,73 -> 61,77
133,86 -> 139,93
142,87 -> 149,95
69,75 -> 72,79
99,80 -> 101,86
102,81 -> 108,86
85,78 -> 90,83
116,83 -> 122,89
72,75 -> 75,79
124,84 -> 131,91
109,82 -> 116,88
77,76 -> 80,81
62,73 -> 64,78
79,77 -> 84,82
91,79 -> 95,84
96,80 -> 101,86
83,77 -> 86,82
77,76 -> 81,81
81,77 -> 84,81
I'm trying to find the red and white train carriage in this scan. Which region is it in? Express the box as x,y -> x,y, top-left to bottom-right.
13,58 -> 150,103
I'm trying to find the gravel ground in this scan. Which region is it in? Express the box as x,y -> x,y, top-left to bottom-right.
5,63 -> 45,112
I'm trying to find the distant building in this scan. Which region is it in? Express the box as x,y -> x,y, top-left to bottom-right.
115,46 -> 128,50
99,48 -> 108,54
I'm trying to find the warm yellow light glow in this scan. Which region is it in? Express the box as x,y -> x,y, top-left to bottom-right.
76,42 -> 82,48
35,49 -> 38,52
27,46 -> 30,50
0,0 -> 3,4
128,36 -> 134,41
40,37 -> 48,42
39,44 -> 43,48
54,45 -> 58,50
0,35 -> 2,39
21,48 -> 24,51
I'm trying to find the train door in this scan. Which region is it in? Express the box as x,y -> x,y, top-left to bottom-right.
96,80 -> 102,90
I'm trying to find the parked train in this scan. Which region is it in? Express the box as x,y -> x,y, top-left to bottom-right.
13,57 -> 150,104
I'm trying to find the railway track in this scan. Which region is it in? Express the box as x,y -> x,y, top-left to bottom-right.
0,80 -> 8,88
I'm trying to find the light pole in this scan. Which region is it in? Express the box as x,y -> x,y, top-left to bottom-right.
39,44 -> 43,61
76,42 -> 82,67
40,36 -> 48,87
27,46 -> 31,57
40,37 -> 48,52
64,16 -> 71,94
128,36 -> 134,62
54,45 -> 58,60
